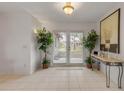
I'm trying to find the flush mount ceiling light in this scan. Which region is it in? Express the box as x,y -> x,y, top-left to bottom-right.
63,2 -> 74,15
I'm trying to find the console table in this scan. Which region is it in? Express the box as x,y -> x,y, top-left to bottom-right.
91,54 -> 123,89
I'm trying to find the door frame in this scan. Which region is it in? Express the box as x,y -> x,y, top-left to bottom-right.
52,31 -> 84,66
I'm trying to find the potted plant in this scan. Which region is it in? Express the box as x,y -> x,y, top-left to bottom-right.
36,27 -> 53,69
83,29 -> 98,69
85,57 -> 92,68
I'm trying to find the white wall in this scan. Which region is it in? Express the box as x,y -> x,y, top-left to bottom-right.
30,17 -> 42,73
0,11 -> 30,75
97,3 -> 124,87
0,8 -> 42,75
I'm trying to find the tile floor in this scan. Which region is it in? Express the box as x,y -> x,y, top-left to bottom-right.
0,67 -> 123,91
53,58 -> 82,63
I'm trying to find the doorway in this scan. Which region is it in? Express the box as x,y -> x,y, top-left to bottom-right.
53,32 -> 83,66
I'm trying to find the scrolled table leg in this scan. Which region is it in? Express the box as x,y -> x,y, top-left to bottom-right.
118,64 -> 123,89
108,65 -> 110,87
106,64 -> 110,88
106,64 -> 108,87
118,66 -> 121,88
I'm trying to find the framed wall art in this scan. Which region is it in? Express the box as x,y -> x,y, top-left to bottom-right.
100,8 -> 120,53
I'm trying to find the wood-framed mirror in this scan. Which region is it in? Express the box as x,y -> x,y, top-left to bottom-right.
100,8 -> 120,53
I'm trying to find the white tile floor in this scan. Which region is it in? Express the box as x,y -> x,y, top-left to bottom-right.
0,67 -> 123,91
53,58 -> 82,63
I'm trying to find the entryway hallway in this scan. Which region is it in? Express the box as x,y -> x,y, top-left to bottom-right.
0,67 -> 121,91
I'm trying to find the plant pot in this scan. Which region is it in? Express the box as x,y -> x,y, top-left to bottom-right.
42,64 -> 48,69
86,64 -> 92,69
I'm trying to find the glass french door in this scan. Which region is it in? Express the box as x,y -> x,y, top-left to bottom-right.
69,32 -> 83,63
53,32 -> 67,64
53,32 -> 83,65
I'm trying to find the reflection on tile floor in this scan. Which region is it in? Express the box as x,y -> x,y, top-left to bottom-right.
53,58 -> 83,63
0,67 -> 123,91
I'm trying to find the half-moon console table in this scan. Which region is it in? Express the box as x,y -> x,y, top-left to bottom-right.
91,54 -> 123,89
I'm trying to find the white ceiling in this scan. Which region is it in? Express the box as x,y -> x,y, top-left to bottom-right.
0,2 -> 118,31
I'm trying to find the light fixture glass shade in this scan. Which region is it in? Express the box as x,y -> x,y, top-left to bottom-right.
63,2 -> 74,15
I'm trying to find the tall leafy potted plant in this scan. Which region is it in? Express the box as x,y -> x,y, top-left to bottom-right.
36,27 -> 53,69
83,29 -> 98,69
